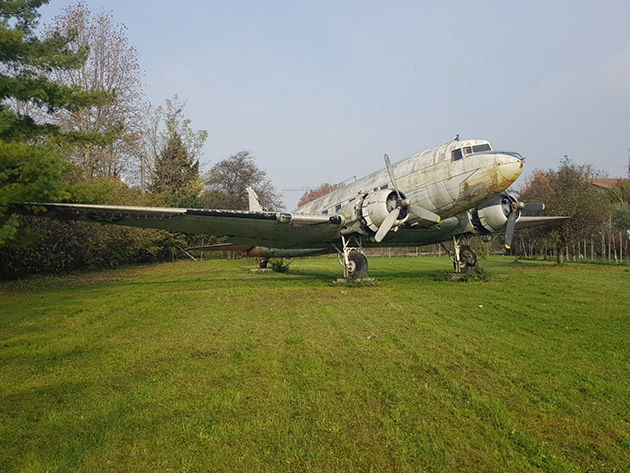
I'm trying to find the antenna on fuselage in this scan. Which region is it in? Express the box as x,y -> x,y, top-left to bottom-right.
455,134 -> 460,141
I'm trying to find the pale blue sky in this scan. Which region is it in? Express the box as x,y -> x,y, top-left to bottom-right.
40,0 -> 630,209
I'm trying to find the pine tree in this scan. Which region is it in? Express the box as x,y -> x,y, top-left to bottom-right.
146,97 -> 205,204
149,132 -> 200,200
0,0 -> 109,245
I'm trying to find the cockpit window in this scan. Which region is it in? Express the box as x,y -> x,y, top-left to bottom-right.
453,143 -> 492,161
472,144 -> 491,153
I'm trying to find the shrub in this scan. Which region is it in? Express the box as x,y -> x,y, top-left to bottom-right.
268,259 -> 291,273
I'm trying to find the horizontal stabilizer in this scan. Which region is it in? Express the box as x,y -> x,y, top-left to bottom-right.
515,215 -> 571,230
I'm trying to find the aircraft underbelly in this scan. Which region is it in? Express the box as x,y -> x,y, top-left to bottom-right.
98,214 -> 340,249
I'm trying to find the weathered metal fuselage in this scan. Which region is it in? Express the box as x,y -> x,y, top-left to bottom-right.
295,139 -> 524,242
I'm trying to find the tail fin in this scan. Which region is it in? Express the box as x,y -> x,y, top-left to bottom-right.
246,187 -> 263,212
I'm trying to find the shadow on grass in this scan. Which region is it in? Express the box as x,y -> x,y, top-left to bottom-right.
289,263 -> 454,284
0,256 -> 545,293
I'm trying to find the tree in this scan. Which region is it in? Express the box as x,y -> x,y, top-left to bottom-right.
202,151 -> 282,211
147,97 -> 206,203
0,0 -> 108,246
517,157 -> 609,263
150,132 -> 199,199
609,179 -> 630,205
38,2 -> 146,180
297,182 -> 344,207
612,204 -> 630,231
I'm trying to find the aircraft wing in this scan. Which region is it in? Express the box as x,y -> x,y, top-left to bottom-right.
515,215 -> 571,230
8,203 -> 344,249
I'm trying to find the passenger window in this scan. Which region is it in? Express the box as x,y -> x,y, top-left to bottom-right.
322,210 -> 328,215
380,184 -> 388,190
335,204 -> 342,212
452,148 -> 463,161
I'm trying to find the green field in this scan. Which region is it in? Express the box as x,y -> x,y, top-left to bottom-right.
1,256 -> 629,472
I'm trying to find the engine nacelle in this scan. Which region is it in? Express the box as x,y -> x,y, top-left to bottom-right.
360,189 -> 408,233
471,193 -> 516,233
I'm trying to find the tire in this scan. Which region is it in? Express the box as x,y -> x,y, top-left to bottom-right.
347,250 -> 369,279
460,246 -> 478,273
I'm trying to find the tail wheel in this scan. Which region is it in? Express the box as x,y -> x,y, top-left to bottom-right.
347,250 -> 368,279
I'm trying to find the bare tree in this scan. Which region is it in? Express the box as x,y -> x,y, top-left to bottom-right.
42,2 -> 146,180
202,151 -> 283,211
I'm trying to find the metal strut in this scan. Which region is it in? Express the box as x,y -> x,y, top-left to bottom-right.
452,235 -> 464,273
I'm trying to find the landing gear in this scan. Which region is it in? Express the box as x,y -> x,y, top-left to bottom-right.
259,258 -> 269,269
347,250 -> 369,279
442,236 -> 478,273
458,245 -> 478,273
336,235 -> 369,279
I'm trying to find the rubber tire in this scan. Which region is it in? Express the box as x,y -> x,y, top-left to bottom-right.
348,250 -> 369,279
460,246 -> 478,273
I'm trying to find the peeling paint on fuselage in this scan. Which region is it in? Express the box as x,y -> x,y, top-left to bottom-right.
295,139 -> 524,227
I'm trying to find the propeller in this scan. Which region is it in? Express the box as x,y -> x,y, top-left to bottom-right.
374,155 -> 441,242
504,200 -> 545,249
374,206 -> 400,242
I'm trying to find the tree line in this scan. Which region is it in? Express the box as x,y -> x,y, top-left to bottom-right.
515,157 -> 630,263
0,1 -> 280,279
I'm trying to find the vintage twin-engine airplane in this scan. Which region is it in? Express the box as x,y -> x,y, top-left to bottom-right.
9,139 -> 566,278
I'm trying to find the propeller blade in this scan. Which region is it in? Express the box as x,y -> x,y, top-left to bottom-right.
374,208 -> 400,243
504,211 -> 518,249
407,203 -> 441,223
384,154 -> 402,200
522,202 -> 545,212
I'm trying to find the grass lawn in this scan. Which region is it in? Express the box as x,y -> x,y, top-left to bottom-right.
1,256 -> 629,472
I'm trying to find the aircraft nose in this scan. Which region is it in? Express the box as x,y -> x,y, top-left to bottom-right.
496,153 -> 524,182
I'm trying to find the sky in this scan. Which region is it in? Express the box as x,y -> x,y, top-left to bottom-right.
39,0 -> 630,210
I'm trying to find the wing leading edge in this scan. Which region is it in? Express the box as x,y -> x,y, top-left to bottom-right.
515,215 -> 571,230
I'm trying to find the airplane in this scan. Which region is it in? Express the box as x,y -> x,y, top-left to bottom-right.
7,138 -> 567,278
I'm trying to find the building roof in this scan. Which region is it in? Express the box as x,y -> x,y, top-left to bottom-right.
587,178 -> 624,190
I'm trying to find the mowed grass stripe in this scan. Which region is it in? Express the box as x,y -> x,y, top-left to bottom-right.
1,257 -> 629,472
